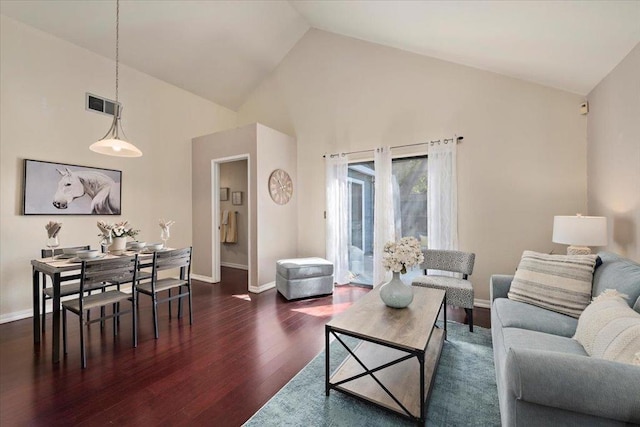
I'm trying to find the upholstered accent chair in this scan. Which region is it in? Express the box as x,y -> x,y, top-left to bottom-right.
411,249 -> 476,331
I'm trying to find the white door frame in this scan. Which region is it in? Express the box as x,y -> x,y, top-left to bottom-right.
211,154 -> 251,285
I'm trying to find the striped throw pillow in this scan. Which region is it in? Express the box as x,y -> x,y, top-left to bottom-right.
508,251 -> 598,318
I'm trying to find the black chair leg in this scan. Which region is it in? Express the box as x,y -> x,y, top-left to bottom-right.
113,303 -> 117,337
152,296 -> 159,339
132,296 -> 137,348
62,307 -> 67,354
168,289 -> 172,318
465,308 -> 474,332
188,285 -> 193,325
178,286 -> 183,318
42,294 -> 47,332
79,313 -> 86,369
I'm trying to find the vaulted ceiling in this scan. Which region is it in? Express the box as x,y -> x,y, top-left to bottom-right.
2,0 -> 639,111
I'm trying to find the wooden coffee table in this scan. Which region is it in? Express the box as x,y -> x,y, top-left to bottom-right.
325,285 -> 446,425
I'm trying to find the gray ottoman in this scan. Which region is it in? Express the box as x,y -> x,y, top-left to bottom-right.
276,257 -> 334,300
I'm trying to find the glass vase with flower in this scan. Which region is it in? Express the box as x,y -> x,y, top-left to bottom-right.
380,236 -> 425,308
45,221 -> 62,260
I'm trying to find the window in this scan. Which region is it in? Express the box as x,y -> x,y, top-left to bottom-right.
347,155 -> 428,286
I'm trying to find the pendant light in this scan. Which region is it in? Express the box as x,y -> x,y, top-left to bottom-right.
90,0 -> 142,157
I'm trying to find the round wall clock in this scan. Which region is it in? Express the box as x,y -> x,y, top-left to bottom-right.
268,169 -> 293,205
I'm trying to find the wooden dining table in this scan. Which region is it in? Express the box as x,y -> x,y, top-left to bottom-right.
31,251 -> 156,363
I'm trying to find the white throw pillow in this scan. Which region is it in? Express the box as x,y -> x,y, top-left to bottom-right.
573,290 -> 640,366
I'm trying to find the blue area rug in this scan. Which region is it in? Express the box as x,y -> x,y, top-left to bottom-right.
244,321 -> 500,426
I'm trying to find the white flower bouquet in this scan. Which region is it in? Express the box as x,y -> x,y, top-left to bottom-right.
97,220 -> 139,239
382,236 -> 425,274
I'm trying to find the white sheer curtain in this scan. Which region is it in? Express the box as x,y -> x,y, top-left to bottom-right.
427,140 -> 458,251
373,146 -> 396,286
325,155 -> 350,285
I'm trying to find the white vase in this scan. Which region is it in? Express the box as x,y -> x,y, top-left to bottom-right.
109,236 -> 127,254
379,271 -> 414,308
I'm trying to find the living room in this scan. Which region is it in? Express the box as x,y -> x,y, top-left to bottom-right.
1,1 -> 638,425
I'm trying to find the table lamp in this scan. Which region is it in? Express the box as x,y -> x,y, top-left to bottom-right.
552,214 -> 607,255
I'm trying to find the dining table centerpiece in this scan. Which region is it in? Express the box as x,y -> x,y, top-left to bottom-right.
380,236 -> 425,308
97,220 -> 139,254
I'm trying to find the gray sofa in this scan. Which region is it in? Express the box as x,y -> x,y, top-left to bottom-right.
490,252 -> 640,426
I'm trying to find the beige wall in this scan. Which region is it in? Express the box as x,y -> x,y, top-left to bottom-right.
192,124 -> 257,284
238,29 -> 588,302
191,123 -> 297,289
256,124 -> 298,286
0,16 -> 237,321
220,160 -> 249,268
587,43 -> 640,262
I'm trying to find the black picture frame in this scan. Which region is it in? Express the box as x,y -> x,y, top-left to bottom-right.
23,159 -> 122,215
232,191 -> 243,206
220,187 -> 229,201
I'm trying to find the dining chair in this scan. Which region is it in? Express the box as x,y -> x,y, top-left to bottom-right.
135,247 -> 193,339
411,249 -> 476,332
62,255 -> 138,368
40,245 -> 90,331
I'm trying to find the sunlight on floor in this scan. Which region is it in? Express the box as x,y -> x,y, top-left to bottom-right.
232,294 -> 252,301
291,301 -> 354,317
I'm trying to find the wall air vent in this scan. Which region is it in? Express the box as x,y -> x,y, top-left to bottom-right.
86,93 -> 119,116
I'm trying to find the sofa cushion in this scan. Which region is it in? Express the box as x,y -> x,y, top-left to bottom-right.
508,251 -> 598,318
499,327 -> 588,356
493,298 -> 578,337
593,252 -> 640,310
574,291 -> 640,365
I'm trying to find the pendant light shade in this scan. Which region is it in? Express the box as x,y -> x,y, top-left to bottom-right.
91,0 -> 142,158
90,105 -> 142,157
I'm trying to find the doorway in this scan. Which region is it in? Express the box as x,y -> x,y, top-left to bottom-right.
211,155 -> 250,285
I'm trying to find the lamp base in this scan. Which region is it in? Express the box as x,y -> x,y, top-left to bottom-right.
567,246 -> 592,255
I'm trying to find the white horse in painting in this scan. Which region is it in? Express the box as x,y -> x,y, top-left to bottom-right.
53,167 -> 121,214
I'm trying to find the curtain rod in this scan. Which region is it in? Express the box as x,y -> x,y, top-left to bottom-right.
323,135 -> 463,158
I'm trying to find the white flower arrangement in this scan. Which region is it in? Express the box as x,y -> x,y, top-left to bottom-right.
382,236 -> 425,274
97,220 -> 139,239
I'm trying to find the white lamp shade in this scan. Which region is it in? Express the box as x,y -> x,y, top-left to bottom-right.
552,215 -> 608,246
89,138 -> 142,158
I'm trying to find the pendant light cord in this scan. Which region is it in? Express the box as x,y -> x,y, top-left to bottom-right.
115,0 -> 119,105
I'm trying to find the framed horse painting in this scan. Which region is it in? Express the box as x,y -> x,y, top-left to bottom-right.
23,159 -> 122,215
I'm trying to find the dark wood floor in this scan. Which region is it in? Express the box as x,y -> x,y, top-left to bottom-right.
0,267 -> 490,426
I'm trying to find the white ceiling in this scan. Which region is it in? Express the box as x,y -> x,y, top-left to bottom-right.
2,1 -> 639,111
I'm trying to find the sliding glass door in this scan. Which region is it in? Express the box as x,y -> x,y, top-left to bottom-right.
347,156 -> 428,286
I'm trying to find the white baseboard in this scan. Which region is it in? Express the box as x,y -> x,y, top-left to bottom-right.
220,262 -> 249,271
474,298 -> 491,309
0,308 -> 33,324
191,274 -> 218,283
249,281 -> 275,294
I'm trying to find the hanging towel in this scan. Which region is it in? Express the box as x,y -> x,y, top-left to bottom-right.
225,211 -> 238,243
220,211 -> 228,243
